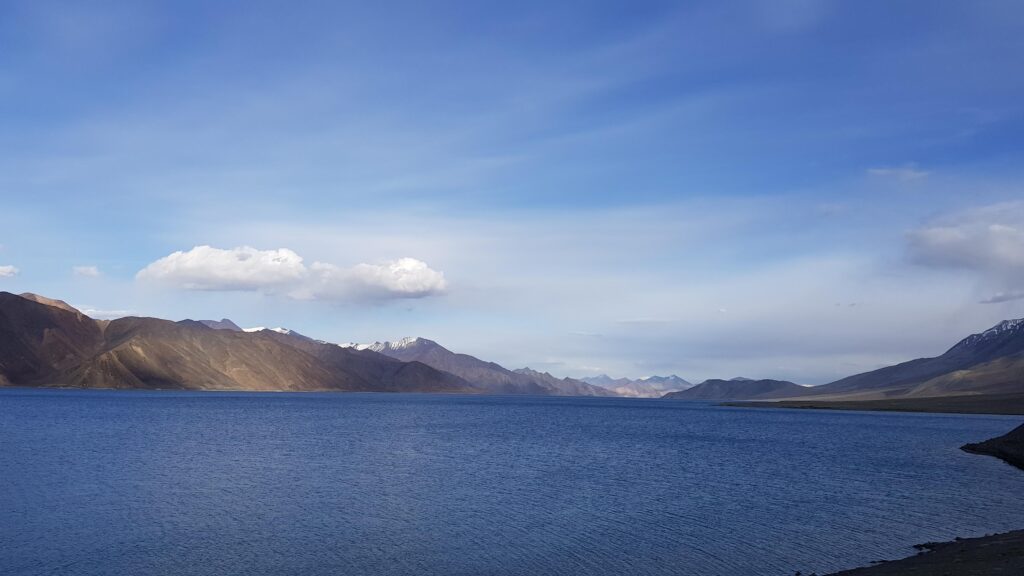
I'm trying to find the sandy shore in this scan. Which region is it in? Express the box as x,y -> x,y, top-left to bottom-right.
821,423 -> 1024,575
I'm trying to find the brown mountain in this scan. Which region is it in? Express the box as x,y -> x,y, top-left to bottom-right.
0,292 -> 473,393
0,292 -> 105,386
18,293 -> 84,316
663,378 -> 806,401
785,319 -> 1024,403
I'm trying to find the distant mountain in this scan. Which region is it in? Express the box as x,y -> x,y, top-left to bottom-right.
198,318 -> 242,331
644,375 -> 693,389
344,337 -> 614,396
799,318 -> 1024,401
580,374 -> 631,388
0,292 -> 472,393
513,368 -> 616,397
581,374 -> 693,398
663,378 -> 806,401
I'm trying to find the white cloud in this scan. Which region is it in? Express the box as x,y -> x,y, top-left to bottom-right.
298,258 -> 447,301
0,265 -> 18,278
137,246 -> 446,301
73,265 -> 101,277
136,245 -> 307,291
867,165 -> 930,181
907,201 -> 1024,303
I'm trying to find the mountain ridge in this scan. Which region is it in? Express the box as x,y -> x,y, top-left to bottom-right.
581,374 -> 693,397
344,337 -> 614,396
791,317 -> 1024,401
0,292 -> 472,393
663,378 -> 806,401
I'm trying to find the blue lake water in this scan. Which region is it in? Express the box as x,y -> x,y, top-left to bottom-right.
1,389 -> 1023,576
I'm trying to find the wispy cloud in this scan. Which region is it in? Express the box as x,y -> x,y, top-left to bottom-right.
72,265 -> 101,277
867,165 -> 930,181
0,265 -> 18,278
907,201 -> 1024,304
979,290 -> 1024,304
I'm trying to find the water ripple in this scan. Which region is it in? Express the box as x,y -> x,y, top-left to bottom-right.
1,390 -> 1023,576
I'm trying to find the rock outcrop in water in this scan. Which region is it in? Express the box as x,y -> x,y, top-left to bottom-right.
824,529 -> 1024,575
962,423 -> 1024,470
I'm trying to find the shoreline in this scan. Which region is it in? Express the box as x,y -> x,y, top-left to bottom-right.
725,393 -> 1024,416
821,423 -> 1024,575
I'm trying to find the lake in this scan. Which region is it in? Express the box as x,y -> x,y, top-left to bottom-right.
1,389 -> 1023,575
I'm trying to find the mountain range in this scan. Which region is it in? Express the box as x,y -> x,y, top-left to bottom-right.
340,337 -> 613,396
794,319 -> 1024,400
714,318 -> 1024,411
0,292 -> 474,392
2,291 -> 1022,409
0,292 -> 606,396
580,374 -> 693,397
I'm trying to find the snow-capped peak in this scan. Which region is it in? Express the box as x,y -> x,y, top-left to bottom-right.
338,342 -> 374,351
338,336 -> 425,353
390,336 -> 422,349
243,326 -> 293,335
953,318 -> 1024,350
981,318 -> 1024,337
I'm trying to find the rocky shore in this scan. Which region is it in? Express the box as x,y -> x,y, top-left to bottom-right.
824,530 -> 1024,575
962,423 -> 1024,470
820,423 -> 1024,575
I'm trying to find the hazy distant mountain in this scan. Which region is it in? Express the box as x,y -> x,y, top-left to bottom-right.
198,318 -> 242,331
797,318 -> 1024,401
663,378 -> 806,401
581,374 -> 693,398
513,368 -> 616,397
0,292 -> 472,393
580,374 -> 631,388
344,337 -> 614,396
644,375 -> 693,389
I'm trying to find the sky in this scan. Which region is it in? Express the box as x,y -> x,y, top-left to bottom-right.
2,1 -> 1024,384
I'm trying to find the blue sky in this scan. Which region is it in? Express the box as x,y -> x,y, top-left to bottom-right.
2,1 -> 1024,383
